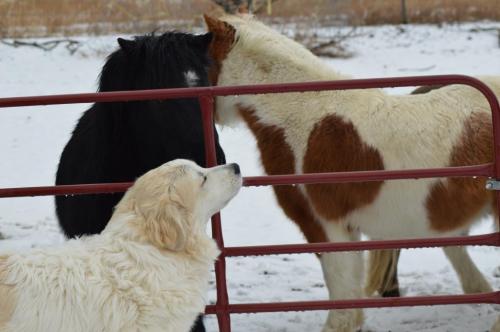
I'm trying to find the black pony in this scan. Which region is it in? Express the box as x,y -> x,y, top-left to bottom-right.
55,32 -> 225,332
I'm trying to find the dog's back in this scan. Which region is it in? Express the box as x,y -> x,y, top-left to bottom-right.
55,32 -> 226,239
0,232 -> 217,332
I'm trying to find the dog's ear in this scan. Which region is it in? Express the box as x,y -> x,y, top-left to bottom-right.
143,198 -> 189,251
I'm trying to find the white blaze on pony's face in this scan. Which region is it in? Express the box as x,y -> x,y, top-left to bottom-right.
118,159 -> 242,251
184,70 -> 200,87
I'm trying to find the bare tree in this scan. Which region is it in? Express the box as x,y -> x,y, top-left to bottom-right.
0,39 -> 82,55
212,0 -> 247,13
212,0 -> 277,14
294,28 -> 359,59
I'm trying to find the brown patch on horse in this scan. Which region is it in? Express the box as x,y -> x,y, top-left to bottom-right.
303,115 -> 385,221
0,255 -> 16,328
204,15 -> 236,85
411,85 -> 444,95
426,112 -> 493,232
238,106 -> 327,245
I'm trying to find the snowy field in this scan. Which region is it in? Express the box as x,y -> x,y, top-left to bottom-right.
1,22 -> 499,331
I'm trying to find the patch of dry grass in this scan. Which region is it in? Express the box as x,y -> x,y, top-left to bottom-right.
1,0 -> 499,38
0,0 -> 223,37
264,0 -> 500,25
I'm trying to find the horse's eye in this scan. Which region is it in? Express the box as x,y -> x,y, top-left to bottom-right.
202,175 -> 207,186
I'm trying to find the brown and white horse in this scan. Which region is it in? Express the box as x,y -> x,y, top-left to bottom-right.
204,14 -> 499,331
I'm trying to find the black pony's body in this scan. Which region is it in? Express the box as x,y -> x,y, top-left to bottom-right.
55,32 -> 224,332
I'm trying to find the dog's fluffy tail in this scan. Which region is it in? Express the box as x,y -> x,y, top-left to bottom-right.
365,249 -> 399,296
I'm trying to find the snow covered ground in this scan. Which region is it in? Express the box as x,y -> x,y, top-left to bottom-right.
1,22 -> 499,331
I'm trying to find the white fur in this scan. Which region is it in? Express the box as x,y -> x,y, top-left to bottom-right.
320,224 -> 364,332
184,70 -> 199,87
210,15 -> 500,331
0,159 -> 242,332
492,315 -> 500,332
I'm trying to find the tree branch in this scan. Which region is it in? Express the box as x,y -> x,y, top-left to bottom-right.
0,38 -> 82,54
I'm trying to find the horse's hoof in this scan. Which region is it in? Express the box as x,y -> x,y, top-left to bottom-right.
322,309 -> 363,332
381,288 -> 400,297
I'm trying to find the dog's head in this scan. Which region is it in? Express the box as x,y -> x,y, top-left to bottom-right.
113,159 -> 241,251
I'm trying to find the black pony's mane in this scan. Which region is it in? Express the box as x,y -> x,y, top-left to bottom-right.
98,31 -> 213,92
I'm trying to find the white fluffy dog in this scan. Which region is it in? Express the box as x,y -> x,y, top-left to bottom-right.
0,159 -> 242,332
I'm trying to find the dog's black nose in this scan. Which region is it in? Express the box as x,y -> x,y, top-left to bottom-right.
231,163 -> 240,175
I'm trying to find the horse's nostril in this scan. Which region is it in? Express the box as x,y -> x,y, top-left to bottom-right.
232,163 -> 240,175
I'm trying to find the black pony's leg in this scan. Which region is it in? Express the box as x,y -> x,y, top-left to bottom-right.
380,249 -> 401,298
190,315 -> 206,332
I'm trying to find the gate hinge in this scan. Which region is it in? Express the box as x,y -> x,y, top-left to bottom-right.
485,179 -> 500,191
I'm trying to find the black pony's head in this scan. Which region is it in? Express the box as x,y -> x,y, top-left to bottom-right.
98,31 -> 213,92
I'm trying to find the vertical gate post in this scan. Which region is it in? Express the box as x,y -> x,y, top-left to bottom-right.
481,83 -> 500,232
400,0 -> 408,24
199,95 -> 231,332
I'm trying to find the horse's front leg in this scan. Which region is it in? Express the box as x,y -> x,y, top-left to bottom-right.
443,245 -> 492,294
491,315 -> 500,332
320,222 -> 364,332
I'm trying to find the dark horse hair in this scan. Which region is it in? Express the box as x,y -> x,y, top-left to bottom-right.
55,31 -> 225,332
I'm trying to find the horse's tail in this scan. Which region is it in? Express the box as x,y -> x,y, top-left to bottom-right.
365,249 -> 400,297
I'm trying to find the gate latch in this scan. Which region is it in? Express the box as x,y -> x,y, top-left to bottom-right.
485,179 -> 500,191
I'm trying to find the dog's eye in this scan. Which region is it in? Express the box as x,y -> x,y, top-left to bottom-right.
202,175 -> 207,186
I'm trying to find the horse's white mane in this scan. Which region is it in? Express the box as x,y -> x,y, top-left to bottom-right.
219,14 -> 347,80
221,14 -> 311,55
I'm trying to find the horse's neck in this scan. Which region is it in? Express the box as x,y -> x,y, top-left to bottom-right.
232,45 -> 348,84
219,47 -> 385,130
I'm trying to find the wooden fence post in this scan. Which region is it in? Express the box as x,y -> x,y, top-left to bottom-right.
401,0 -> 408,24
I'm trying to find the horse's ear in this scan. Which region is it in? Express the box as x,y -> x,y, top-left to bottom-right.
192,32 -> 213,50
203,15 -> 236,51
117,38 -> 136,54
203,14 -> 219,32
203,14 -> 235,34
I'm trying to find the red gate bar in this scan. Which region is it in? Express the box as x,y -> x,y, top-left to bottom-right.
0,74 -> 497,110
0,163 -> 493,198
222,233 -> 500,257
0,182 -> 133,198
205,292 -> 500,314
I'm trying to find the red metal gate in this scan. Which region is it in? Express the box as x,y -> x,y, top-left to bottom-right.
0,75 -> 499,331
